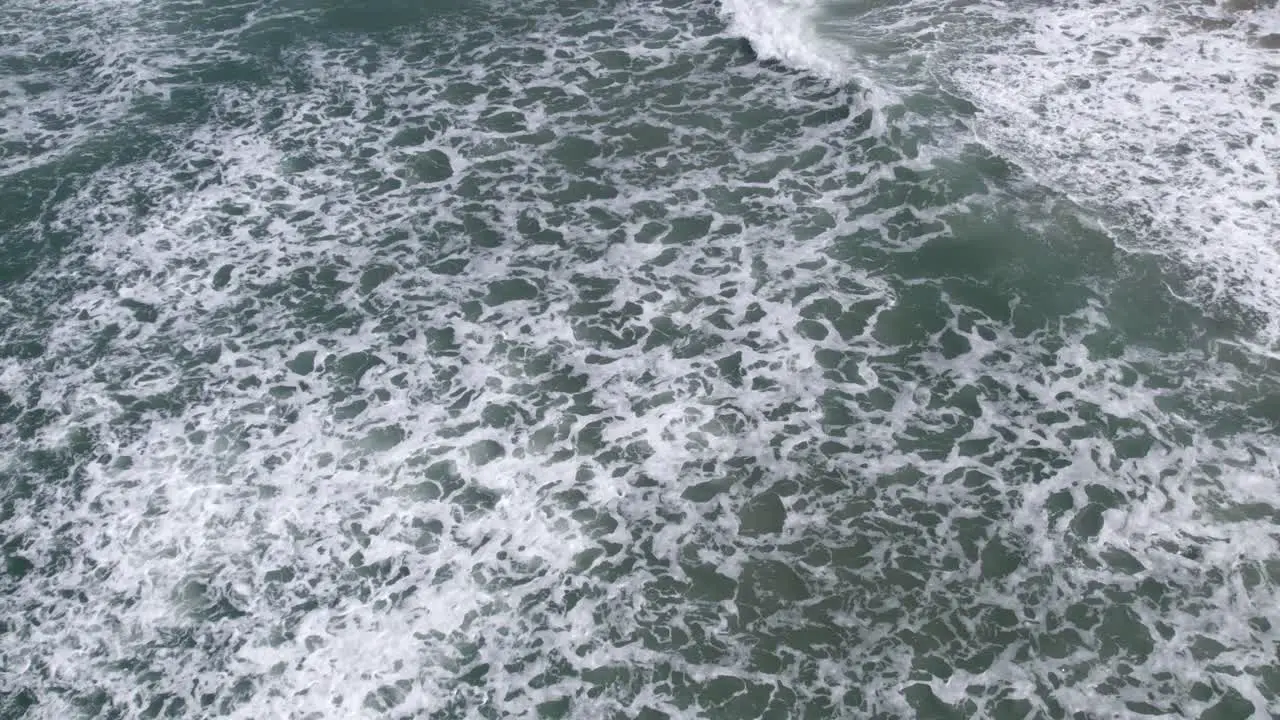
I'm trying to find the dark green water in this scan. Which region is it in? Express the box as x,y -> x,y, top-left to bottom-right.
2,0 -> 1279,718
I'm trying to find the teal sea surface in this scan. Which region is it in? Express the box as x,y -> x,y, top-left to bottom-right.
2,0 -> 1280,717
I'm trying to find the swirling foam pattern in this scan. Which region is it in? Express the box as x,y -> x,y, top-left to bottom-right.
2,0 -> 1279,718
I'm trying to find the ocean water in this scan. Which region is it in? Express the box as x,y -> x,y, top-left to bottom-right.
2,0 -> 1279,717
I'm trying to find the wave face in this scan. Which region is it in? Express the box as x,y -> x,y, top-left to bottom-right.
1,0 -> 1278,718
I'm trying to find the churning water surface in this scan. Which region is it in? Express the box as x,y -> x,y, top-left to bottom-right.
2,0 -> 1279,718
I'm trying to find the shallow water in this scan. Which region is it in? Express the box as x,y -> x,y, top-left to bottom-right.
2,0 -> 1279,718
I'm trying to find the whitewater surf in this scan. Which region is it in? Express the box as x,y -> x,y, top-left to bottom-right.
2,0 -> 1278,717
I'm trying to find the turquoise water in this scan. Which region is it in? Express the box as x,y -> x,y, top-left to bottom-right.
2,0 -> 1279,717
